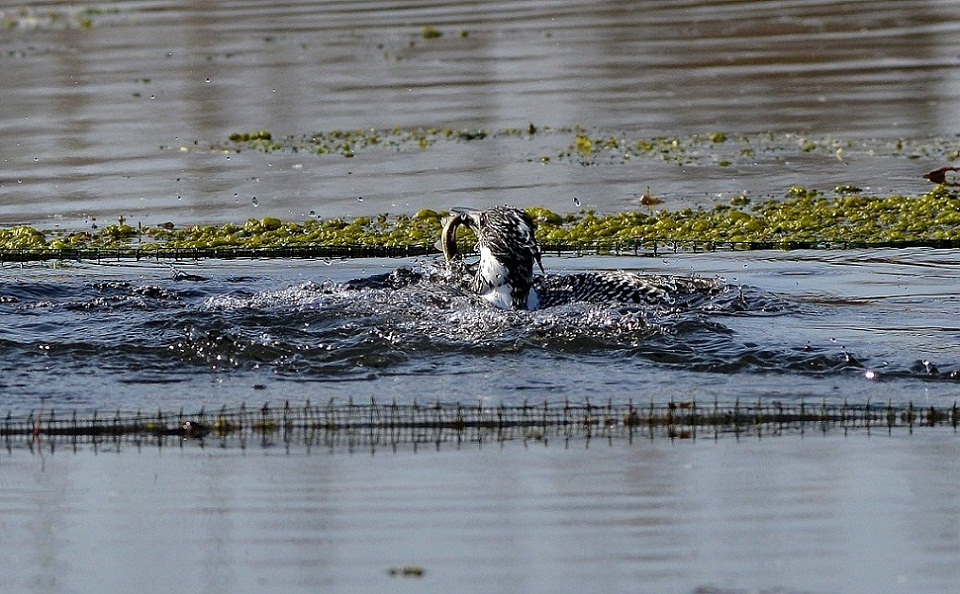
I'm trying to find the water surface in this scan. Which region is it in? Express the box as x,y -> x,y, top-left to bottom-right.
1,1 -> 959,226
3,3 -> 960,592
2,248 -> 958,415
3,430 -> 960,594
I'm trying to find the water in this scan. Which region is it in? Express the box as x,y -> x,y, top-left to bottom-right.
1,1 -> 959,226
3,1 -> 960,592
4,431 -> 960,594
2,249 -> 958,415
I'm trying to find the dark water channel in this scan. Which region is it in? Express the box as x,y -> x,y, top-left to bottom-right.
1,250 -> 959,414
3,1 -> 960,593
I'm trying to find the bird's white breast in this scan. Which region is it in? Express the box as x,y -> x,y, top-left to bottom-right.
477,246 -> 513,309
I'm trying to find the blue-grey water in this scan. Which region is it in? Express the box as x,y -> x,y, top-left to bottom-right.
4,431 -> 960,594
2,250 -> 959,415
3,1 -> 960,593
1,0 -> 959,227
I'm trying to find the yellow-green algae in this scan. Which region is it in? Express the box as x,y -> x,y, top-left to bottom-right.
220,126 -> 496,158
2,6 -> 119,30
3,186 -> 960,260
218,126 -> 960,166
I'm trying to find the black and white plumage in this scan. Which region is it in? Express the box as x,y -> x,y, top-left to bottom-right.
442,206 -> 544,309
442,205 -> 722,310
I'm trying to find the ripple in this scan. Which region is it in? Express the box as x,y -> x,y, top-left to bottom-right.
1,253 -> 958,414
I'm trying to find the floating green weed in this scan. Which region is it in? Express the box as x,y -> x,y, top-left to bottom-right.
4,186 -> 960,259
1,6 -> 119,30
421,25 -> 443,39
218,126 -> 960,168
223,127 -> 497,158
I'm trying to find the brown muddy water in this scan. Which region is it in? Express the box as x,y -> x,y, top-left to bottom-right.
3,1 -> 960,593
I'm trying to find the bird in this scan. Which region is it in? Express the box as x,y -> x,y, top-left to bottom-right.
442,205 -> 722,310
637,186 -> 664,212
924,166 -> 960,186
442,206 -> 544,309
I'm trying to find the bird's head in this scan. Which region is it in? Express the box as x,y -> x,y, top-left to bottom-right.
442,206 -> 544,310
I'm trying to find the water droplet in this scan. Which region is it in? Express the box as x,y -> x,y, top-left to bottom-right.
357,196 -> 364,203
177,195 -> 181,200
252,197 -> 259,207
17,179 -> 22,184
149,94 -> 155,99
204,77 -> 211,83
573,197 -> 581,206
34,157 -> 39,162
308,210 -> 317,218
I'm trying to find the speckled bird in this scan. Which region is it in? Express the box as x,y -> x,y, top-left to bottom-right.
442,206 -> 544,309
442,205 -> 722,310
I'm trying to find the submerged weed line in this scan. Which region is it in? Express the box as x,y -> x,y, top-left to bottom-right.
0,244 -> 438,263
5,238 -> 960,264
2,399 -> 957,449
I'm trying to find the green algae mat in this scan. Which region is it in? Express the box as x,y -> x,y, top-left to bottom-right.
3,185 -> 959,262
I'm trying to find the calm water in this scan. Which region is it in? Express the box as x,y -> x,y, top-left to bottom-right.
4,431 -> 960,594
3,1 -> 960,592
1,1 -> 959,226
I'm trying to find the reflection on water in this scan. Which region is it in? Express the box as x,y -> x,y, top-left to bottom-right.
1,1 -> 959,225
3,432 -> 960,594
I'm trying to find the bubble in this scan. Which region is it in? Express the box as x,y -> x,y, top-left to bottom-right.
204,77 -> 211,83
573,197 -> 581,206
357,196 -> 364,203
252,197 -> 259,207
